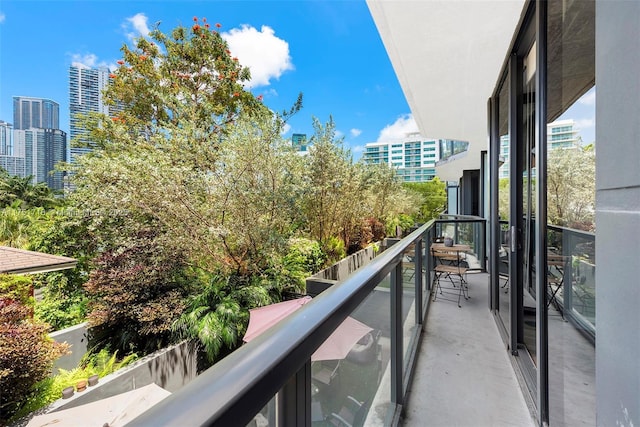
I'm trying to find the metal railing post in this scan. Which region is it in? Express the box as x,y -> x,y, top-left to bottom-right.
562,229 -> 574,318
277,360 -> 311,427
390,262 -> 403,405
415,237 -> 423,325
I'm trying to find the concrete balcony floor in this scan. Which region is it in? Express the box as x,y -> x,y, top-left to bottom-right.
402,272 -> 536,427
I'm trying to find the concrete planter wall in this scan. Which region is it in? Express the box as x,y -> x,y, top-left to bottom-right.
306,243 -> 384,296
49,322 -> 89,372
46,340 -> 197,413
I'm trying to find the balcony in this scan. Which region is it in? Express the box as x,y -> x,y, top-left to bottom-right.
124,217 -> 598,426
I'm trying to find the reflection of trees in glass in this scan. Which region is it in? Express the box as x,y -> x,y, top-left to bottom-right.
497,144 -> 595,231
547,144 -> 595,230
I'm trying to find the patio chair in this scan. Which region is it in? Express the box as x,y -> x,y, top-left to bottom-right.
431,246 -> 469,307
326,396 -> 368,427
312,359 -> 340,388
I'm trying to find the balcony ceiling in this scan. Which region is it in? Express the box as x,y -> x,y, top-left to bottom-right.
367,0 -> 525,179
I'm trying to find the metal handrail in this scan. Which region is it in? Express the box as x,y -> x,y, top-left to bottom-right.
130,221 -> 435,427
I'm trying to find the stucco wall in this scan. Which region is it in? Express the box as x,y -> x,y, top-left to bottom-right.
595,2 -> 640,425
49,322 -> 89,372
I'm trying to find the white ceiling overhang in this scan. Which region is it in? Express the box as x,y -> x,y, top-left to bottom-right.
367,0 -> 525,180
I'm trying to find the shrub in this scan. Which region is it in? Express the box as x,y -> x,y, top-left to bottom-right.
84,229 -> 190,355
0,274 -> 34,308
323,236 -> 346,265
283,238 -> 326,275
0,302 -> 68,424
173,272 -> 273,365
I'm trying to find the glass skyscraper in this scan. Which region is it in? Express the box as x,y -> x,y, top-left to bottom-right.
12,97 -> 60,130
69,65 -> 111,163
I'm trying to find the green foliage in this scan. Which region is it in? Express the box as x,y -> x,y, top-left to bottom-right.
30,209 -> 97,330
323,236 -> 346,265
0,171 -> 60,210
385,213 -> 415,237
11,349 -> 138,421
84,229 -> 190,355
0,301 -> 68,424
547,146 -> 595,230
403,177 -> 447,222
173,273 -> 273,363
283,238 -> 327,276
0,274 -> 34,307
0,206 -> 52,249
34,285 -> 88,331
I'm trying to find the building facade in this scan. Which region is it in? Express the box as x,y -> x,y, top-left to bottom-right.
69,65 -> 111,163
499,119 -> 582,179
12,97 -> 60,131
291,133 -> 308,153
0,120 -> 25,177
13,128 -> 67,190
368,0 -> 639,425
363,133 -> 439,182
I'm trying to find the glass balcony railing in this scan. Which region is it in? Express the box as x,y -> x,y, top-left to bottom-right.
129,218 -> 487,426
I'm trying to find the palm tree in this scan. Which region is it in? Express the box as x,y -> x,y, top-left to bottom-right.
0,174 -> 58,209
172,274 -> 273,363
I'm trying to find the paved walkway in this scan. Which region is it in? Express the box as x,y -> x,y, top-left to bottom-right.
402,273 -> 536,427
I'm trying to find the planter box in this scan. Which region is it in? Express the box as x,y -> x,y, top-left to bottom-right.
306,244 -> 379,296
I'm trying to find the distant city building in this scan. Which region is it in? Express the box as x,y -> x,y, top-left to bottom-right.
0,120 -> 13,156
292,133 -> 308,153
69,65 -> 112,163
499,119 -> 582,178
14,128 -> 67,190
363,133 -> 440,182
12,97 -> 60,130
0,120 -> 25,177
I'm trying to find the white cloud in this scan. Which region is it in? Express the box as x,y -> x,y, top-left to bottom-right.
70,53 -> 117,71
578,88 -> 596,106
263,88 -> 278,98
350,128 -> 362,138
377,114 -> 419,141
335,130 -> 344,139
352,145 -> 365,154
280,123 -> 291,135
0,12 -> 6,23
575,118 -> 595,129
222,25 -> 294,88
124,13 -> 151,41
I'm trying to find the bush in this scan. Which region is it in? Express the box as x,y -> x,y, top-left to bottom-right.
323,236 -> 346,265
0,274 -> 34,308
84,229 -> 190,355
284,238 -> 326,275
0,302 -> 68,424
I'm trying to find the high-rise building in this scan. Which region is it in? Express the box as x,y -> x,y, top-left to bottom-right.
499,119 -> 582,178
0,120 -> 13,156
363,133 -> 440,182
12,97 -> 60,130
292,133 -> 308,153
69,65 -> 111,162
0,120 -> 25,177
13,128 -> 67,190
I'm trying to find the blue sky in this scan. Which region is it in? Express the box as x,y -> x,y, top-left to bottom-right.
0,1 -> 420,160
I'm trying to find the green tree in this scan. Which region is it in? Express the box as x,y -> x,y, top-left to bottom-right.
547,145 -> 595,230
301,117 -> 370,253
0,173 -> 58,210
403,177 -> 447,222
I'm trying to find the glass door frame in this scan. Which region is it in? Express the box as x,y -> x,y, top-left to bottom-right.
488,1 -> 550,424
